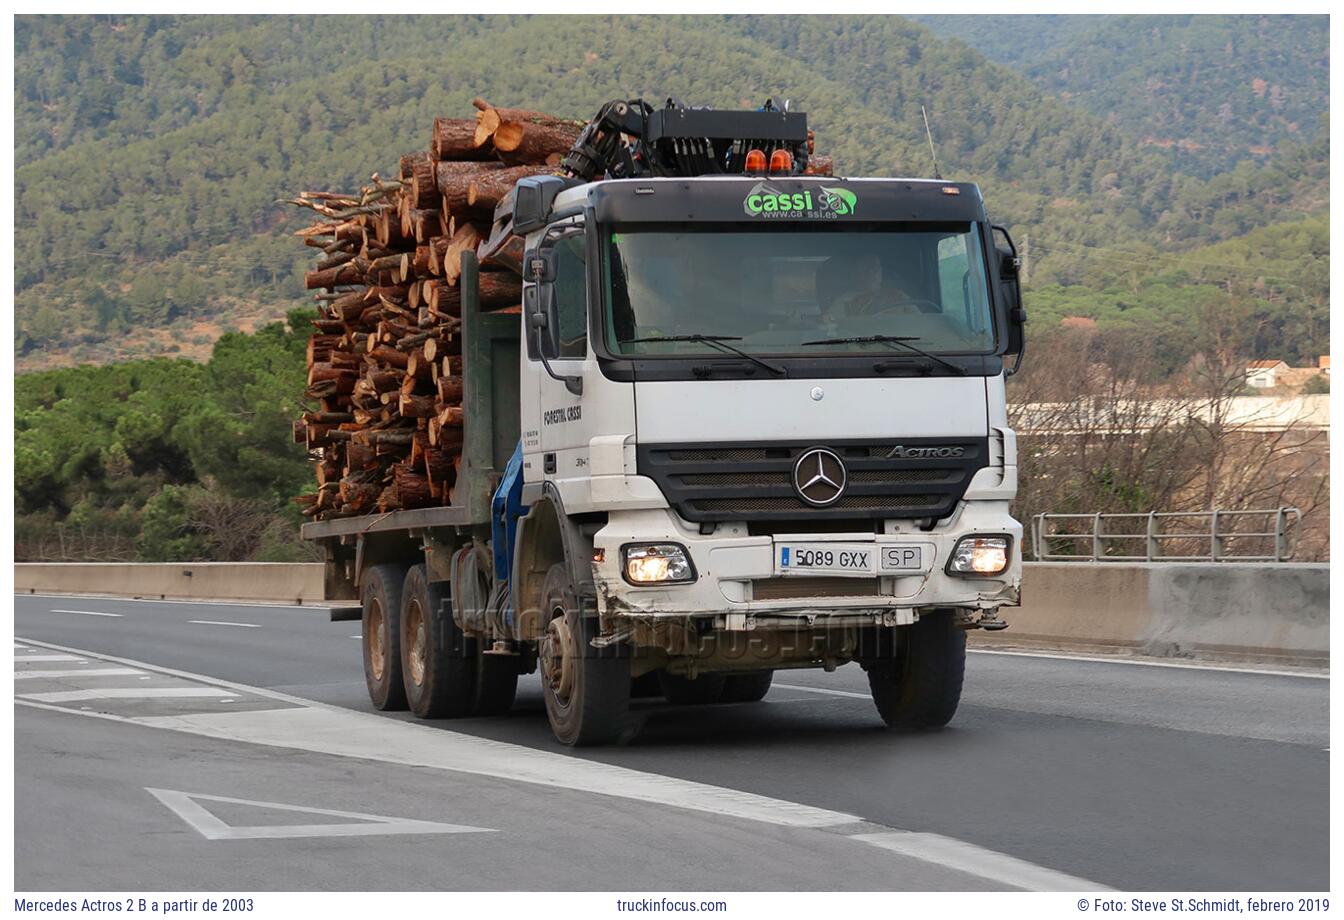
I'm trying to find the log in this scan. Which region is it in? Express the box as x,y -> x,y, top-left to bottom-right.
467,166 -> 554,215
408,156 -> 439,209
492,120 -> 584,166
393,465 -> 434,509
399,393 -> 437,418
432,117 -> 494,161
478,271 -> 523,309
438,375 -> 465,404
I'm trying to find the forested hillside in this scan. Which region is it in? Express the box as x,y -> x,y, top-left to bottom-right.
916,14 -> 1329,176
14,14 -> 1330,371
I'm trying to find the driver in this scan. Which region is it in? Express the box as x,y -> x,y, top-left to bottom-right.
817,253 -> 928,329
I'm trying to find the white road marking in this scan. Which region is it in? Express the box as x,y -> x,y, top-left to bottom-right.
20,592 -> 336,611
17,687 -> 236,703
14,667 -> 144,680
774,683 -> 870,700
968,647 -> 1327,679
350,635 -> 362,639
50,609 -> 123,618
146,788 -> 494,840
14,636 -> 1106,890
12,654 -> 86,662
852,831 -> 1109,891
188,620 -> 262,629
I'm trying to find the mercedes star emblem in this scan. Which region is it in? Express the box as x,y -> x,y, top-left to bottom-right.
793,448 -> 847,507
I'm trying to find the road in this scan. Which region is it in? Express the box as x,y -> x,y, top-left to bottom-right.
13,593 -> 1329,891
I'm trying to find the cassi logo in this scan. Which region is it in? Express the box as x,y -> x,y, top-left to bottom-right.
743,181 -> 858,219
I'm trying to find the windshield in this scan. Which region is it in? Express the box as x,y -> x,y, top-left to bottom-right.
603,224 -> 996,356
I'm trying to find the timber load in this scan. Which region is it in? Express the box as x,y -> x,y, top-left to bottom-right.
290,97 -> 835,520
289,98 -> 580,520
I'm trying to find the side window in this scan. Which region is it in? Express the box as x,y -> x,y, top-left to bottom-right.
551,233 -> 588,359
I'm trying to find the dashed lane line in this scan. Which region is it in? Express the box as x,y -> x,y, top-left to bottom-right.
188,620 -> 263,629
49,609 -> 123,618
13,654 -> 86,662
18,687 -> 237,703
15,668 -> 144,680
14,635 -> 1109,891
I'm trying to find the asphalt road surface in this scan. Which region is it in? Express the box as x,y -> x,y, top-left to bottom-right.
13,593 -> 1329,891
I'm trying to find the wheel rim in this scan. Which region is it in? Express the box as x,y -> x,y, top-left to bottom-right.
367,598 -> 385,682
540,608 -> 577,707
406,597 -> 426,687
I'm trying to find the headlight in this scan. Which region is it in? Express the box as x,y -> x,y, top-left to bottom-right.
622,544 -> 696,584
946,535 -> 1012,577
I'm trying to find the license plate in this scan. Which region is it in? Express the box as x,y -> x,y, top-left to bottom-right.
776,542 -> 877,575
775,543 -> 928,576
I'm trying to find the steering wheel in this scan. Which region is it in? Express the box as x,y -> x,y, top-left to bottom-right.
867,297 -> 943,316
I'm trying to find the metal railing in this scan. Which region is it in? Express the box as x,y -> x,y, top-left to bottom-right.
1030,507 -> 1302,562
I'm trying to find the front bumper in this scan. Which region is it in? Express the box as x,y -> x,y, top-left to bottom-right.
592,501 -> 1021,628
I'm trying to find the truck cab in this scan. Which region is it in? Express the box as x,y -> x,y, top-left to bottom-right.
510,173 -> 1025,742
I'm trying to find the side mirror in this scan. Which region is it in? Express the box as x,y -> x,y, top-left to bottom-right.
513,176 -> 571,235
523,283 -> 558,358
991,225 -> 1027,374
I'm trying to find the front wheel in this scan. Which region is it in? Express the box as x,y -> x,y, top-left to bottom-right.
539,563 -> 631,746
866,609 -> 966,730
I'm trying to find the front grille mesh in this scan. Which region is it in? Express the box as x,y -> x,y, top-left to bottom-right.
638,438 -> 987,523
690,494 -> 946,514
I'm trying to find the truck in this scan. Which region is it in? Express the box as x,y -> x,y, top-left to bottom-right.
303,98 -> 1026,745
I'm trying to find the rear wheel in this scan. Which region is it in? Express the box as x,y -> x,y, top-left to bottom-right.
866,609 -> 965,730
361,564 -> 408,711
719,671 -> 774,703
400,564 -> 475,719
657,670 -> 727,705
539,563 -> 631,746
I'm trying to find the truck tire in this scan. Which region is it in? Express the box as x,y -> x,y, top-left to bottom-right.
719,671 -> 774,703
361,563 -> 408,711
866,609 -> 966,730
657,671 -> 727,705
539,562 -> 631,746
400,564 -> 475,719
472,642 -> 519,716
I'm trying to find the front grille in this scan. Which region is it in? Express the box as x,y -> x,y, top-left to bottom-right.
638,438 -> 988,523
690,494 -> 948,514
753,577 -> 885,600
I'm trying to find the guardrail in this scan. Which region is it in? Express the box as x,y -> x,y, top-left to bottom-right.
1030,508 -> 1301,562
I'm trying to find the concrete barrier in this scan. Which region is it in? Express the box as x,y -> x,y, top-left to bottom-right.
14,562 -> 326,606
15,561 -> 1329,664
973,562 -> 1329,666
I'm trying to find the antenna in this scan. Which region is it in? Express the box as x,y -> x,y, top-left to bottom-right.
921,105 -> 942,181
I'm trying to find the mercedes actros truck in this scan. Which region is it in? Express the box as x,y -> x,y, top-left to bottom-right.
304,99 -> 1026,745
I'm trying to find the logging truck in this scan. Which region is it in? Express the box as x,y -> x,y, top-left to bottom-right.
302,100 -> 1026,745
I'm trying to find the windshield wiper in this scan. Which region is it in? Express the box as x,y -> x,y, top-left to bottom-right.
624,334 -> 786,376
801,335 -> 966,376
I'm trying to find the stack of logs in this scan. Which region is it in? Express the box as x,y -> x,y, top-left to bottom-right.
291,98 -> 586,520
